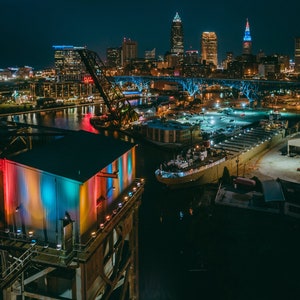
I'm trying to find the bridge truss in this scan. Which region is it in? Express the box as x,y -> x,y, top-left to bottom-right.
76,48 -> 138,127
114,76 -> 300,105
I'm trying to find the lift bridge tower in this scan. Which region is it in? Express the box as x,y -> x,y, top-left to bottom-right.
53,45 -> 138,128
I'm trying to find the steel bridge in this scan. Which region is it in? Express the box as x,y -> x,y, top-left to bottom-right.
114,76 -> 300,104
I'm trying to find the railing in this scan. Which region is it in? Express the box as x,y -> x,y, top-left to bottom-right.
74,178 -> 145,253
0,245 -> 36,289
0,178 -> 145,268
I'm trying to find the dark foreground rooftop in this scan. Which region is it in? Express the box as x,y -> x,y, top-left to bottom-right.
9,130 -> 135,183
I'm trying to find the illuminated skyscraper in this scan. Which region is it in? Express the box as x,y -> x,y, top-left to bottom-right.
53,45 -> 86,82
243,18 -> 252,55
294,37 -> 300,72
170,12 -> 184,55
201,32 -> 218,67
122,37 -> 138,66
106,47 -> 122,67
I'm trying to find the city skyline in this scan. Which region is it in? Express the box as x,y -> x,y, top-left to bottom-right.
1,0 -> 299,69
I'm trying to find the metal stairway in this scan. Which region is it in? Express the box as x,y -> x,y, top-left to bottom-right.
0,245 -> 36,289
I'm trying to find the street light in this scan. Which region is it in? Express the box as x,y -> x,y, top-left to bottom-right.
236,159 -> 239,177
15,203 -> 26,236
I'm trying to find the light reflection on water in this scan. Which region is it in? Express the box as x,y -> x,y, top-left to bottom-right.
6,105 -> 99,133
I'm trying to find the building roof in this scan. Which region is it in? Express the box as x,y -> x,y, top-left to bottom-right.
9,130 -> 135,183
145,119 -> 191,131
278,178 -> 300,204
261,179 -> 285,202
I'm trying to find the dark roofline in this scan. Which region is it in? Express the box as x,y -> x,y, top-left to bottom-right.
10,130 -> 135,183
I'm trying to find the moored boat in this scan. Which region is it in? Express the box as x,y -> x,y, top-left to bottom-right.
155,145 -> 227,187
155,126 -> 285,188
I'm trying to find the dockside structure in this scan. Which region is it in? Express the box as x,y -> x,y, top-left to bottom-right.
155,126 -> 285,188
0,130 -> 144,300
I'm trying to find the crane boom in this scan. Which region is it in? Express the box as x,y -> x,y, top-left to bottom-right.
76,48 -> 138,128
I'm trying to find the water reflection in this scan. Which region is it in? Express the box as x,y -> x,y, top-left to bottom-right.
6,105 -> 99,133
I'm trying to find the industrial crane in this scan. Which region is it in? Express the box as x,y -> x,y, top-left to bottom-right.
75,47 -> 139,128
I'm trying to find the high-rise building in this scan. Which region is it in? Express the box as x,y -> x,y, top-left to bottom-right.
201,32 -> 218,67
294,37 -> 300,72
256,49 -> 265,62
184,49 -> 199,64
242,18 -> 252,55
278,54 -> 290,72
53,45 -> 86,82
222,51 -> 234,69
122,37 -> 138,66
170,12 -> 184,55
106,47 -> 122,67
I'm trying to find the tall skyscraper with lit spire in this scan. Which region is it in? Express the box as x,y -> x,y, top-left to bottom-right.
170,12 -> 184,55
242,18 -> 252,55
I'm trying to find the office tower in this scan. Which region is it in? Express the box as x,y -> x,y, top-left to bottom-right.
295,37 -> 300,72
256,49 -> 265,62
170,12 -> 184,55
53,45 -> 86,82
226,51 -> 234,62
106,47 -> 122,67
278,54 -> 290,72
243,18 -> 252,55
222,51 -> 234,69
122,37 -> 138,66
184,49 -> 199,64
201,32 -> 218,67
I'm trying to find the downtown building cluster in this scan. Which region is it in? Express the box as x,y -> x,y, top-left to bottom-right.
104,13 -> 299,80
1,13 -> 300,82
45,13 -> 299,83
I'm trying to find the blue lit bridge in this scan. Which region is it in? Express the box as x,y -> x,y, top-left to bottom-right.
113,76 -> 300,105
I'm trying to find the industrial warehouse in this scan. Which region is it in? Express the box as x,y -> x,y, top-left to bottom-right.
0,130 -> 144,300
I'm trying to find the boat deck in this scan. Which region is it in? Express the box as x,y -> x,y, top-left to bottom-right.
162,126 -> 280,172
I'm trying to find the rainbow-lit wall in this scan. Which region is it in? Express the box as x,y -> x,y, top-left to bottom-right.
0,146 -> 136,246
79,147 -> 136,243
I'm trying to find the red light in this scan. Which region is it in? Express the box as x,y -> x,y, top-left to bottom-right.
83,76 -> 94,84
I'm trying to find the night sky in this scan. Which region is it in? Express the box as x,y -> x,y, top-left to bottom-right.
1,0 -> 300,69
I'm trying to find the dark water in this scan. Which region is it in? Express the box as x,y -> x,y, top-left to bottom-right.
6,106 -> 300,300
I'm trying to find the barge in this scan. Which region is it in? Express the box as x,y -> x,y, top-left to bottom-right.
155,126 -> 285,188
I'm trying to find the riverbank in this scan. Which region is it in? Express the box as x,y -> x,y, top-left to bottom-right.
0,101 -> 94,118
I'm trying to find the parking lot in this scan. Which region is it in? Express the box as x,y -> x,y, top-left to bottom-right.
244,133 -> 300,183
168,108 -> 270,135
